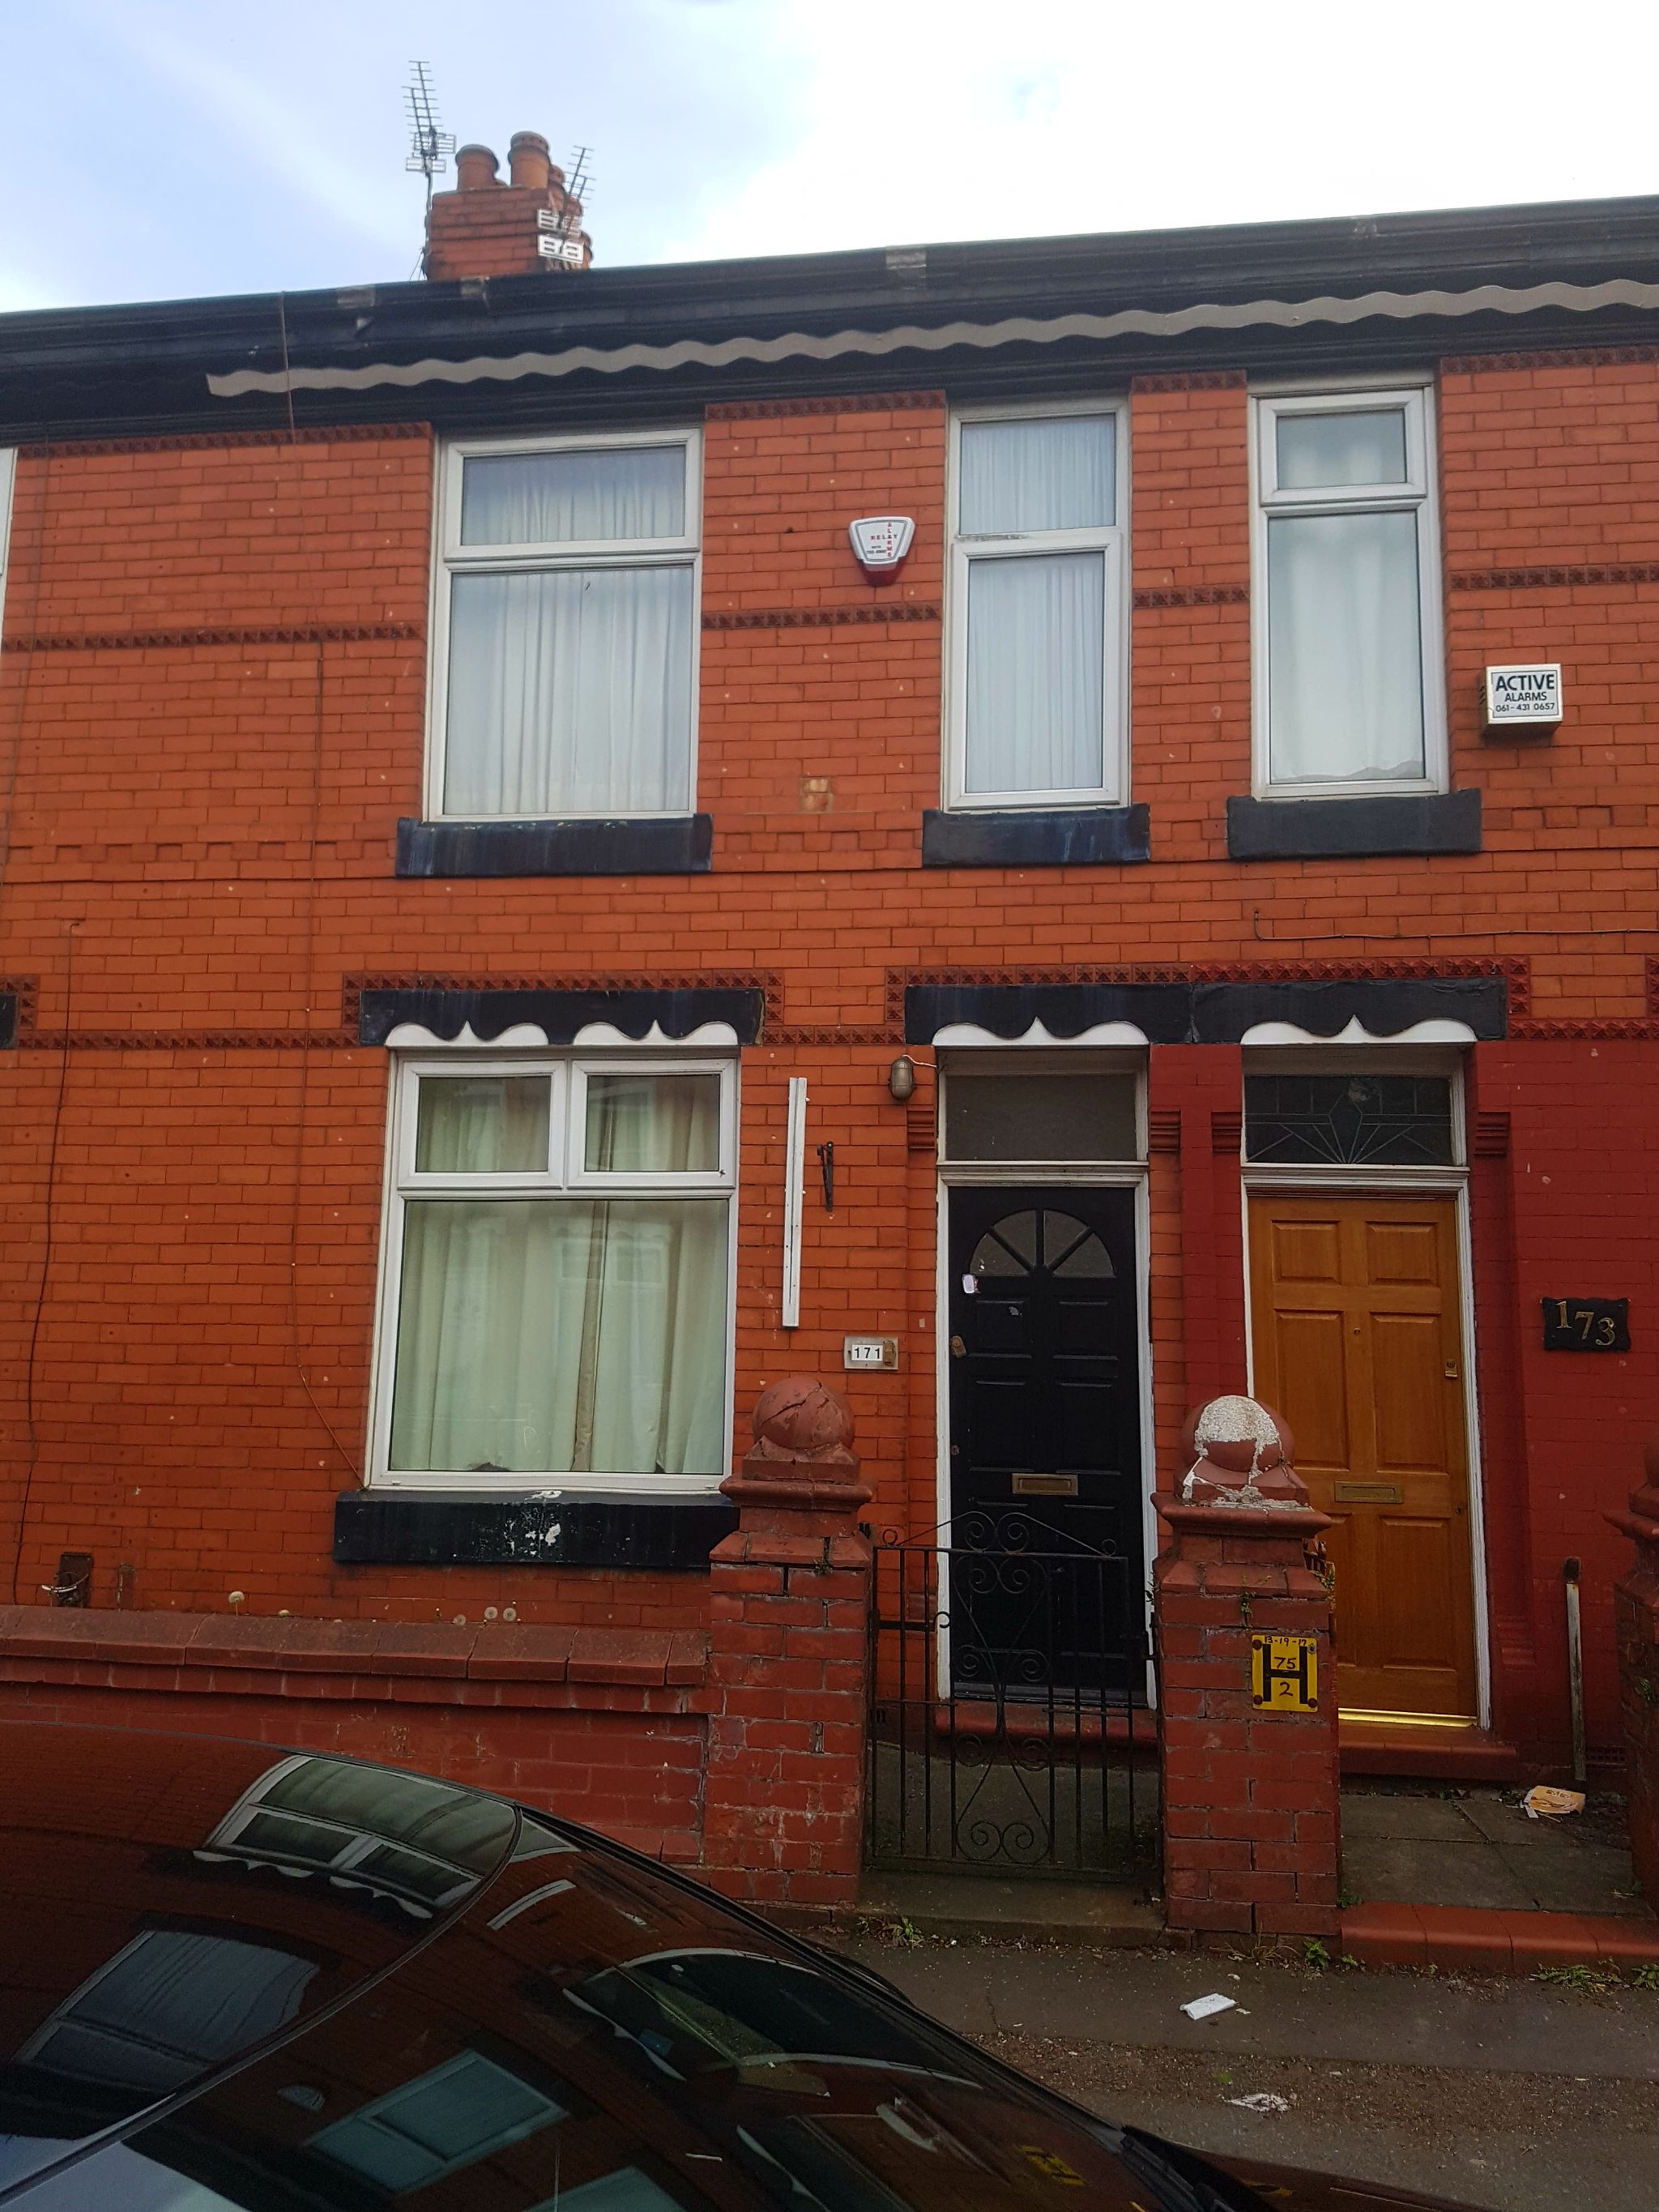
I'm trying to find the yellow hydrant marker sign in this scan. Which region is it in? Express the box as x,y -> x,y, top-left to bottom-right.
1251,1633 -> 1318,1711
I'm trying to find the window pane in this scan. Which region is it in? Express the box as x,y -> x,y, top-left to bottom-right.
390,1199 -> 727,1478
946,1073 -> 1138,1160
1276,408 -> 1408,489
460,446 -> 685,544
1266,511 -> 1424,784
965,552 -> 1105,795
585,1073 -> 720,1172
416,1077 -> 551,1173
1245,1073 -> 1454,1167
444,565 -> 694,818
959,416 -> 1115,533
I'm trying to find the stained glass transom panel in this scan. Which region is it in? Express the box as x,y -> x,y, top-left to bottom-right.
1244,1073 -> 1455,1168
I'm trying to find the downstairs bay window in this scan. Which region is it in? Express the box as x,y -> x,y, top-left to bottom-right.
371,1057 -> 734,1492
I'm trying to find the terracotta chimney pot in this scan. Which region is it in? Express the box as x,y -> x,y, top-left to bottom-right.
508,132 -> 552,190
454,145 -> 500,192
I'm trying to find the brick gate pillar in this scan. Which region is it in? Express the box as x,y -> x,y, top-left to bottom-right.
1608,1436 -> 1659,1902
1154,1395 -> 1340,1941
701,1378 -> 873,1910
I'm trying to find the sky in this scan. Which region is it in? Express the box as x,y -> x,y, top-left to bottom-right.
2,0 -> 1655,314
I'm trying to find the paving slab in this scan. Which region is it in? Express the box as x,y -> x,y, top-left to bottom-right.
1492,1842 -> 1649,1915
1341,1835 -> 1538,1910
1341,1792 -> 1478,1842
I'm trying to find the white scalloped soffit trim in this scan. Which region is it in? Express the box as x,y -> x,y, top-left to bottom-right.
1239,1017 -> 1478,1046
206,278 -> 1659,398
932,1020 -> 1151,1048
381,1018 -> 740,1049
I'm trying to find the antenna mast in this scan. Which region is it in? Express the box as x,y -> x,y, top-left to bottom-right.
403,62 -> 455,266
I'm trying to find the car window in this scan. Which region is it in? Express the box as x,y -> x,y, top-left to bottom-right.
8,1838 -> 1138,2210
0,1733 -> 516,2197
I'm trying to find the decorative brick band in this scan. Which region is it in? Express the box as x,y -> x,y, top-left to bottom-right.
702,604 -> 940,630
18,1031 -> 353,1051
1131,370 -> 1248,391
1439,346 -> 1658,375
18,423 -> 430,459
1448,562 -> 1659,593
7,622 -> 423,652
1132,584 -> 1249,609
705,391 -> 945,420
1510,1018 -> 1659,1040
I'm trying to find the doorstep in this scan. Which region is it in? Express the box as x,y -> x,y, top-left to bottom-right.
1339,1715 -> 1522,1783
1341,1901 -> 1659,1975
850,1870 -> 1164,1949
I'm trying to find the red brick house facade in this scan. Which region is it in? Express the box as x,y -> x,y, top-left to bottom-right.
0,174 -> 1654,1813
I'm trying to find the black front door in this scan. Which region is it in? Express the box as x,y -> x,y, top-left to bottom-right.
946,1185 -> 1143,1697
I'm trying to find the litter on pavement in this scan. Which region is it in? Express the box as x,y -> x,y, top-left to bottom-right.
1522,1785 -> 1585,1819
1180,1992 -> 1238,2021
1228,2093 -> 1292,2114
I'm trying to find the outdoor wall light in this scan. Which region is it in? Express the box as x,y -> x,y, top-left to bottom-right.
888,1055 -> 916,1103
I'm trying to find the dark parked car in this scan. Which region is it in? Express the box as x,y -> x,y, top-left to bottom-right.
0,1723 -> 1464,2210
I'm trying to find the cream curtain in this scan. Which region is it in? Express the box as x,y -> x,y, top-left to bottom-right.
959,416 -> 1115,533
390,1078 -> 726,1480
444,564 -> 693,818
460,446 -> 685,545
1266,510 -> 1425,784
964,550 -> 1106,794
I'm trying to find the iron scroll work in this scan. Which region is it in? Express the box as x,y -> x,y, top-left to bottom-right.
865,1511 -> 1155,1879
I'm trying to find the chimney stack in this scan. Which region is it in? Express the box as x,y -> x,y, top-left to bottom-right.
425,130 -> 592,281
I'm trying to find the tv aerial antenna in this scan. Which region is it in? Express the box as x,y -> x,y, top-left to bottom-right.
404,62 -> 455,216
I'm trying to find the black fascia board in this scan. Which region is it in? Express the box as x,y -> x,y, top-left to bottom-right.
2,191 -> 1657,442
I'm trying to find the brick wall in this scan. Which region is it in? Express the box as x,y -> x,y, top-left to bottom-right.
0,357 -> 1653,1764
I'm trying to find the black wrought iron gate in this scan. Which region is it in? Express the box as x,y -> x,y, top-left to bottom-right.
865,1511 -> 1156,1878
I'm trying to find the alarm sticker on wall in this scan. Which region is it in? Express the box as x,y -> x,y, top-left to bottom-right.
1484,662 -> 1563,728
848,515 -> 915,573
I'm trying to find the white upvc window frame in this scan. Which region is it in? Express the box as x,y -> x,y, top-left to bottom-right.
424,425 -> 704,823
1249,381 -> 1447,801
945,399 -> 1131,813
0,446 -> 15,631
369,1051 -> 738,1496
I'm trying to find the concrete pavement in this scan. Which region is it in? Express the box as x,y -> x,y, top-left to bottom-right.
828,1932 -> 1659,2212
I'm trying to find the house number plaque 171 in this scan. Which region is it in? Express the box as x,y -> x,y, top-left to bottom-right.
1540,1297 -> 1630,1352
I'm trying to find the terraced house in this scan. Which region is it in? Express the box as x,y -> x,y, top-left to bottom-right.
0,140 -> 1654,1877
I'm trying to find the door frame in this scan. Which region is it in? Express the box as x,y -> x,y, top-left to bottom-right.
934,1160 -> 1158,1704
1239,1159 -> 1491,1731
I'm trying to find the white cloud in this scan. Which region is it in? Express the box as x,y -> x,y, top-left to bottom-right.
663,0 -> 1658,263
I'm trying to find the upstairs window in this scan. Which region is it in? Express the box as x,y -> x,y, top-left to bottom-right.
1252,388 -> 1444,796
431,431 -> 701,821
948,408 -> 1128,809
0,447 -> 15,627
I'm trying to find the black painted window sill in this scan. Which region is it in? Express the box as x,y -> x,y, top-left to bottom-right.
397,815 -> 713,878
1226,788 -> 1481,862
921,804 -> 1149,869
334,1489 -> 736,1570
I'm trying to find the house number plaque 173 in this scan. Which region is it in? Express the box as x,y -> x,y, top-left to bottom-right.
1540,1297 -> 1630,1352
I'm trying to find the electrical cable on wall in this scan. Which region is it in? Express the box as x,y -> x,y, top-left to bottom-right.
288,639 -> 360,1480
11,919 -> 79,1603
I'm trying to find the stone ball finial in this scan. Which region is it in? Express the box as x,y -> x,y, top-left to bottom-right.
1179,1394 -> 1303,1506
750,1377 -> 857,1465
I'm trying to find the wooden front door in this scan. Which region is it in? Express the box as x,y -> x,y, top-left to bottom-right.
1248,1193 -> 1478,1719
